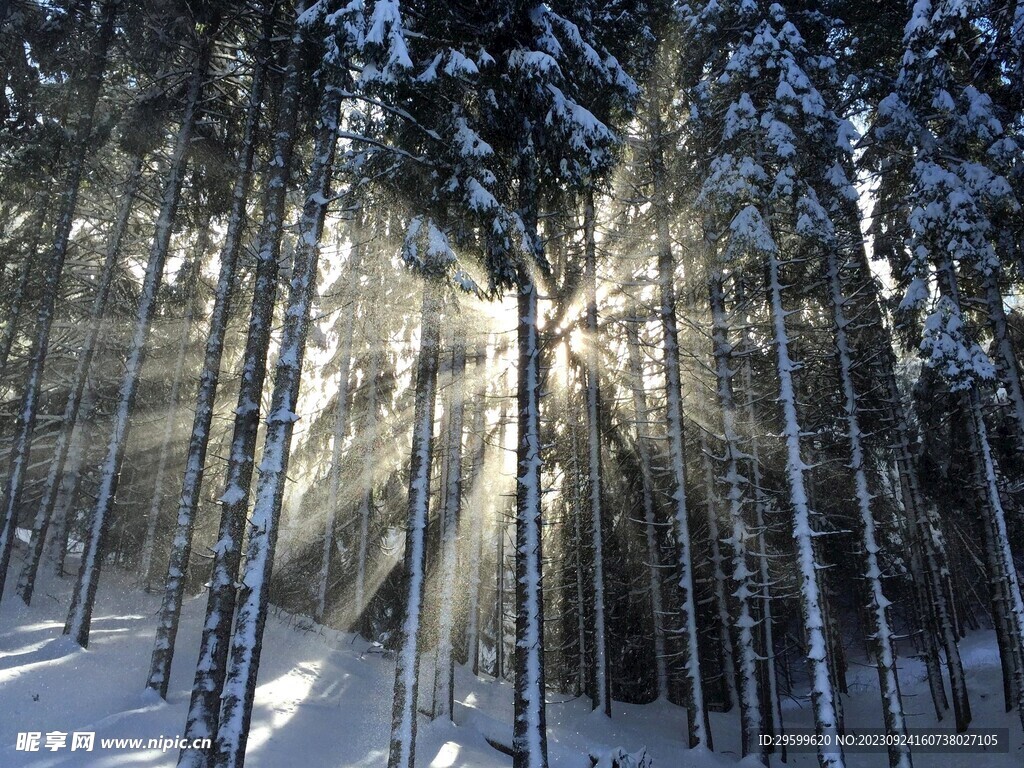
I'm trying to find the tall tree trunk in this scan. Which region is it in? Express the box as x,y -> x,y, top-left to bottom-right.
824,246 -> 910,768
937,257 -> 1024,730
432,332 -> 466,722
464,342 -> 489,675
512,245 -> 549,768
737,281 -> 784,754
143,27 -> 267,700
316,217 -> 361,623
494,393 -> 509,682
581,187 -> 611,717
140,237 -> 206,590
386,285 -> 442,768
967,383 -> 1024,728
624,317 -> 669,701
213,78 -> 342,768
64,43 -> 210,648
177,11 -> 305,761
655,166 -> 710,749
767,247 -> 844,768
0,0 -> 118,603
565,377 -> 589,697
51,382 -> 95,580
699,427 -> 738,713
354,349 -> 380,620
709,268 -> 763,763
15,152 -> 144,606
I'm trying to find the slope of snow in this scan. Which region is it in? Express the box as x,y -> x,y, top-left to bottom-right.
1,553 -> 1020,767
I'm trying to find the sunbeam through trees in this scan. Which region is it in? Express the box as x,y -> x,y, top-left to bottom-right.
1,2 -> 1023,768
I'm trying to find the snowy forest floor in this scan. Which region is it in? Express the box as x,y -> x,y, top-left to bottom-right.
0,552 -> 1021,768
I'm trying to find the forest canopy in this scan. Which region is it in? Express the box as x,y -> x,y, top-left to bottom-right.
0,2 -> 1023,768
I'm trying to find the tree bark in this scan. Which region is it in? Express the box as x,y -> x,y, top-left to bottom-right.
512,254 -> 549,768
656,167 -> 710,750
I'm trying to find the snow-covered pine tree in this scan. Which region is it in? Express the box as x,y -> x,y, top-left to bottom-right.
868,0 -> 1024,731
213,55 -> 344,768
144,7 -> 272,701
581,185 -> 612,718
682,2 -> 877,765
646,61 -> 712,749
707,265 -> 764,762
15,147 -> 145,606
64,21 -> 215,647
0,0 -> 119,605
178,6 -> 309,760
386,270 -> 443,768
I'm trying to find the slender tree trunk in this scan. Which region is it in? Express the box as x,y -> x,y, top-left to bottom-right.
967,384 -> 1024,728
824,246 -> 910,768
565,377 -> 589,697
354,349 -> 380,620
767,247 -> 844,768
0,205 -> 45,377
178,12 -> 305,761
655,173 -> 710,749
581,187 -> 611,717
736,285 -> 784,754
140,239 -> 205,590
387,285 -> 442,768
937,258 -> 1024,730
52,380 -> 96,580
699,427 -> 738,713
0,0 -> 118,603
464,343 -> 489,675
64,43 -> 210,648
844,199 -> 968,728
432,333 -> 466,721
15,152 -> 144,606
512,250 -> 549,768
213,78 -> 342,768
709,268 -> 764,763
624,318 -> 669,701
143,31 -> 267,701
494,394 -> 509,682
316,217 -> 362,623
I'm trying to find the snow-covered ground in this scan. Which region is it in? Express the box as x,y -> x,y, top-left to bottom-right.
1,553 -> 1020,767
